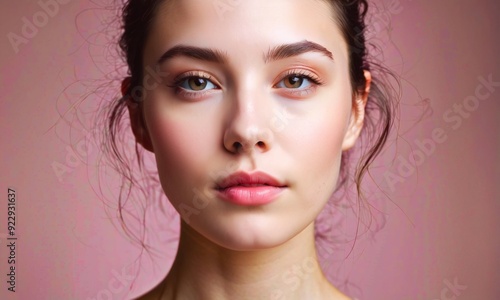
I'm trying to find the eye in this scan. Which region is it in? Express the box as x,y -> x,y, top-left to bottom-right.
179,76 -> 218,91
277,75 -> 312,89
273,70 -> 324,98
166,72 -> 221,99
275,70 -> 323,90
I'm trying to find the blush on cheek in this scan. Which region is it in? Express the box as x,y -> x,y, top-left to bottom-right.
149,111 -> 222,187
152,122 -> 206,171
293,117 -> 347,194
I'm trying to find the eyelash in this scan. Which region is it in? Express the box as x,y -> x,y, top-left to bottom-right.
274,69 -> 324,97
166,71 -> 220,99
278,69 -> 324,86
166,69 -> 324,99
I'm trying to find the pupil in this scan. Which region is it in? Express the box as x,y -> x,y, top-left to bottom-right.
288,76 -> 302,87
190,78 -> 207,90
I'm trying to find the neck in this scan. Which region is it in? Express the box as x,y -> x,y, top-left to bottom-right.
159,220 -> 349,300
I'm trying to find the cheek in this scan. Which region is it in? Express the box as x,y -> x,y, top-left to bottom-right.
294,116 -> 346,182
143,102 -> 220,204
284,93 -> 352,200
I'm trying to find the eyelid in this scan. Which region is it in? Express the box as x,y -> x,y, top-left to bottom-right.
274,69 -> 324,87
165,70 -> 222,100
171,70 -> 221,87
272,68 -> 324,98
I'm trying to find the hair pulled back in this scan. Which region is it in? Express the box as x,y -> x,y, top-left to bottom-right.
105,0 -> 398,249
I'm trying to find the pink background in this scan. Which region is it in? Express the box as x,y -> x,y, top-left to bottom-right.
1,0 -> 499,299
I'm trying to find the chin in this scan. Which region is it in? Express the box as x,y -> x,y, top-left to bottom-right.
191,213 -> 311,252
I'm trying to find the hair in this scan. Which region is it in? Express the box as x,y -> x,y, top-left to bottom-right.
103,0 -> 399,266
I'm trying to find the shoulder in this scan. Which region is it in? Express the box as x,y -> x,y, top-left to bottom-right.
132,281 -> 168,300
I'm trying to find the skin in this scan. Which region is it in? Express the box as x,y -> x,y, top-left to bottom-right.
126,0 -> 371,299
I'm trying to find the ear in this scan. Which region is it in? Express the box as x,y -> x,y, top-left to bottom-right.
122,77 -> 154,152
342,70 -> 371,151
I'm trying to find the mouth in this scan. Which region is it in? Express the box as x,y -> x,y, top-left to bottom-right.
215,171 -> 287,206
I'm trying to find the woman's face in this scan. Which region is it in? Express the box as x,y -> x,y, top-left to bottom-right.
137,0 -> 366,250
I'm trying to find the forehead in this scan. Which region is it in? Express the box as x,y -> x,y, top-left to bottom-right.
144,0 -> 347,66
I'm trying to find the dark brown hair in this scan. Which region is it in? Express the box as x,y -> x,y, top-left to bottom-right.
104,0 -> 399,258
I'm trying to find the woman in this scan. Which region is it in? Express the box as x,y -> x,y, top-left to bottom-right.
107,0 -> 396,299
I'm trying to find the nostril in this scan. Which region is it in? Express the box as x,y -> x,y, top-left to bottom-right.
228,140 -> 268,153
233,142 -> 243,152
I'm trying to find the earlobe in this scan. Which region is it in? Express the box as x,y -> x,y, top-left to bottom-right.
342,70 -> 371,151
122,77 -> 154,152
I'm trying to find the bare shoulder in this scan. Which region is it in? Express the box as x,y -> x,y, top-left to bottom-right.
332,292 -> 353,300
325,283 -> 353,300
131,281 -> 168,300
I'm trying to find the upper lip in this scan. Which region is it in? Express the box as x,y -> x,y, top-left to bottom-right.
216,171 -> 287,189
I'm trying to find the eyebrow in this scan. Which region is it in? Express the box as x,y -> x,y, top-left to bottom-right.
157,45 -> 228,64
156,40 -> 333,65
265,40 -> 334,63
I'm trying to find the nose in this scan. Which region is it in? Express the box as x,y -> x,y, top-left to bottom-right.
223,91 -> 274,154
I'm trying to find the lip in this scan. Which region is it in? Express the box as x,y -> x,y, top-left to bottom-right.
215,171 -> 287,206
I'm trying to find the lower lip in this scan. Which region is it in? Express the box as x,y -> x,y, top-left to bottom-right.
216,186 -> 285,206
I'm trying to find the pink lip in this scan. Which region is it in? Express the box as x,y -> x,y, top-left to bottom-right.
215,171 -> 287,206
